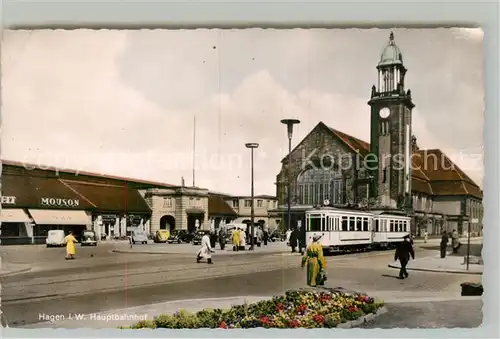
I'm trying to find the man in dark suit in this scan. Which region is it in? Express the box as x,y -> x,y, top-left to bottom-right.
394,234 -> 415,279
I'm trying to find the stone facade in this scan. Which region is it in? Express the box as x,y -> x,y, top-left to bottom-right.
145,187 -> 209,233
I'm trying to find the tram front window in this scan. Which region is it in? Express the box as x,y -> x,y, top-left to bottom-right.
308,217 -> 322,232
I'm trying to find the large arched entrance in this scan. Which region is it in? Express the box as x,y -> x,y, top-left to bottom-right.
159,215 -> 176,231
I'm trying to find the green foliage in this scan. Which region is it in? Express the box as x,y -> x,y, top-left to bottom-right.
125,290 -> 384,329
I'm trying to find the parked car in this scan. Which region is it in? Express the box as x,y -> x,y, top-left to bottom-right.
46,230 -> 65,247
167,230 -> 191,244
192,230 -> 209,246
131,229 -> 149,244
154,230 -> 170,243
81,230 -> 98,246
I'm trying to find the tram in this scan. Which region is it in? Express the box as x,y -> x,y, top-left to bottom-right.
305,205 -> 411,254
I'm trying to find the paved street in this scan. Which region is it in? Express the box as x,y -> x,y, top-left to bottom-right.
0,242 -> 480,328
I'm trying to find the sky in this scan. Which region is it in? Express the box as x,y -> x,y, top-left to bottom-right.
1,28 -> 484,196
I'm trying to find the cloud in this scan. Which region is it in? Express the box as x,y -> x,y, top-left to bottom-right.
1,28 -> 484,195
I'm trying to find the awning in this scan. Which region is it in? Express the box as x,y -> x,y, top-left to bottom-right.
28,209 -> 90,225
0,208 -> 31,223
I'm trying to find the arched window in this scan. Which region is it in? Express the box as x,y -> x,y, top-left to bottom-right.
296,168 -> 344,206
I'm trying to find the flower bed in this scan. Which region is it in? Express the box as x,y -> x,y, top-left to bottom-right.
126,289 -> 384,329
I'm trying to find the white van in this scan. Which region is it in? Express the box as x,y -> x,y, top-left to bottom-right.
46,230 -> 66,247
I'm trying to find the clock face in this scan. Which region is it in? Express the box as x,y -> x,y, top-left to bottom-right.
379,107 -> 390,119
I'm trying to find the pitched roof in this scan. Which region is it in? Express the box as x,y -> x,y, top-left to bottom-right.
1,159 -> 174,189
208,195 -> 237,216
283,122 -> 482,199
61,179 -> 152,214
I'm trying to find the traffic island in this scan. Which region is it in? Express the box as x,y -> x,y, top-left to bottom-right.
460,282 -> 483,296
123,288 -> 385,329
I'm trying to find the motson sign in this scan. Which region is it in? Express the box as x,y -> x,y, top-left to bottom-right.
41,197 -> 80,207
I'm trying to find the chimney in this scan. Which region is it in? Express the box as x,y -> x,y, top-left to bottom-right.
411,135 -> 419,152
181,176 -> 185,187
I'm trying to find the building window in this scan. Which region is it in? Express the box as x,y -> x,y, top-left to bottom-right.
163,197 -> 172,207
195,198 -> 201,207
244,200 -> 252,208
257,200 -> 263,208
296,168 -> 344,206
232,200 -> 239,208
189,198 -> 194,206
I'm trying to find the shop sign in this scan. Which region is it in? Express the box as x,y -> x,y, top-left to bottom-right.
1,196 -> 17,205
101,215 -> 118,224
41,197 -> 80,207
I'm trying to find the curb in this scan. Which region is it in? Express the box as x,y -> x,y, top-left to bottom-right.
111,249 -> 288,256
0,267 -> 32,278
337,306 -> 388,328
388,264 -> 482,275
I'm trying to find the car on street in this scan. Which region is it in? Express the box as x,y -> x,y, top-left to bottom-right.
167,230 -> 191,244
153,230 -> 170,243
81,230 -> 98,246
192,230 -> 210,246
131,229 -> 149,244
46,230 -> 66,247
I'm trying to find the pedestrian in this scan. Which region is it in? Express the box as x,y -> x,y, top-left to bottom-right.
196,232 -> 214,264
231,228 -> 240,251
290,228 -> 298,253
285,229 -> 292,246
239,227 -> 246,251
263,228 -> 269,246
394,234 -> 415,279
451,229 -> 460,254
64,231 -> 78,260
256,226 -> 263,247
218,228 -> 225,250
440,230 -> 449,258
424,230 -> 428,243
301,234 -> 327,287
209,230 -> 217,248
129,233 -> 133,249
298,225 -> 306,254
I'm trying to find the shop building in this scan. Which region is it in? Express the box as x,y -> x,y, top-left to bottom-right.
0,160 -> 172,245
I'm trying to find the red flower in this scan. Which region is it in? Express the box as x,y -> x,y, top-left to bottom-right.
276,303 -> 285,312
313,314 -> 325,324
260,316 -> 270,324
320,294 -> 332,303
296,304 -> 308,313
287,319 -> 300,328
219,321 -> 227,329
348,305 -> 359,313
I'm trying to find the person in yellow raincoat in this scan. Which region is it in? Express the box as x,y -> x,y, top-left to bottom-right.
65,231 -> 78,260
231,228 -> 240,252
301,234 -> 327,286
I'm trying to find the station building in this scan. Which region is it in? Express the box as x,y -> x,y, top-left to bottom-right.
272,32 -> 483,237
0,160 -> 238,245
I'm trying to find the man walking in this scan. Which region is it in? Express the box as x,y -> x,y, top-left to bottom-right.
440,230 -> 449,258
394,234 -> 415,279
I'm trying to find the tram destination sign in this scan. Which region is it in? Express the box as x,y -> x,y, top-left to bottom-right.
41,197 -> 80,207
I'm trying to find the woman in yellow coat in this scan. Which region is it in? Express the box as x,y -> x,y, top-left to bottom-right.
65,231 -> 78,260
231,228 -> 240,252
301,235 -> 327,287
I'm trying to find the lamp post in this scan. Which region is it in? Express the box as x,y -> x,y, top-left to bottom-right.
245,142 -> 259,251
280,119 -> 300,232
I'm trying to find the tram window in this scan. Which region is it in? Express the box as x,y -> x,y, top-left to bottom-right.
363,218 -> 369,231
341,217 -> 348,231
384,220 -> 388,232
390,220 -> 394,232
375,220 -> 379,232
349,217 -> 355,231
404,221 -> 408,232
336,218 -> 339,231
356,218 -> 362,231
309,218 -> 321,232
399,221 -> 403,232
321,218 -> 326,231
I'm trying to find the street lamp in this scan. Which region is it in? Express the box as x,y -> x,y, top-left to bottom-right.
245,142 -> 259,251
281,119 -> 300,232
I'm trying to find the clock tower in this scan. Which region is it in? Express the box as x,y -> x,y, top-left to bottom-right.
368,32 -> 415,209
